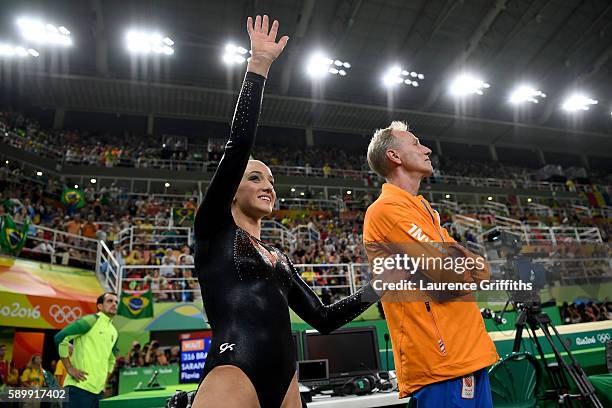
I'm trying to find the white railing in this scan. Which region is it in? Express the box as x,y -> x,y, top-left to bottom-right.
292,225 -> 320,246
452,214 -> 483,237
97,240 -> 121,293
276,198 -> 345,211
122,192 -> 199,207
526,203 -> 554,217
134,158 -> 220,172
479,225 -> 603,245
117,225 -> 192,252
261,220 -> 297,250
458,202 -> 509,217
493,215 -> 523,229
484,201 -> 510,216
288,263 -> 356,293
96,250 -> 611,299
15,223 -> 99,266
439,200 -> 459,212
119,264 -> 198,300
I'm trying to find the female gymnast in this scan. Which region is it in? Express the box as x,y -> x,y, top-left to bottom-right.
192,15 -> 378,408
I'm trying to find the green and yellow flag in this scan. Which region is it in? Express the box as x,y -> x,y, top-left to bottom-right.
118,289 -> 154,319
61,188 -> 85,209
0,215 -> 29,255
172,207 -> 195,226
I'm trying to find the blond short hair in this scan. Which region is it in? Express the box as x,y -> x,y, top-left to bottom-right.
367,121 -> 409,177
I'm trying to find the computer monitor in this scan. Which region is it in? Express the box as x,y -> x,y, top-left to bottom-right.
302,326 -> 380,380
298,359 -> 329,386
292,331 -> 302,361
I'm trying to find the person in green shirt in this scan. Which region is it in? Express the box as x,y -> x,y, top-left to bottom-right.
54,292 -> 119,408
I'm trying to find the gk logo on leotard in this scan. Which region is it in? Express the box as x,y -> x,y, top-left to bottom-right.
220,343 -> 235,353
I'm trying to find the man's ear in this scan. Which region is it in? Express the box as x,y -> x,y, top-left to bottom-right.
385,149 -> 401,165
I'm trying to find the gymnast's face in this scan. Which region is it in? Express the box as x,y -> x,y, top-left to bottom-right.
390,129 -> 433,177
234,160 -> 276,218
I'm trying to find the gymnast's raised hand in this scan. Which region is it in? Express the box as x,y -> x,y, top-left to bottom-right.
245,15 -> 289,78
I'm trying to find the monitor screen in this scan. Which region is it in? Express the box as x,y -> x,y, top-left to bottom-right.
298,360 -> 329,382
179,337 -> 212,383
302,327 -> 380,378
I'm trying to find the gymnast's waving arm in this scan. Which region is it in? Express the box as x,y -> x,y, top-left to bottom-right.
194,16 -> 288,239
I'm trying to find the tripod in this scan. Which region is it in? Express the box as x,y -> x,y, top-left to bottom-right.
512,301 -> 603,408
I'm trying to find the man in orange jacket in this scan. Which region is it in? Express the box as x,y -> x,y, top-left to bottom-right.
363,121 -> 498,407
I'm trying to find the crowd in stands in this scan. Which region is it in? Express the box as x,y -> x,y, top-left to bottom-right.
2,110 -> 611,188
560,300 -> 612,324
1,157 -> 610,299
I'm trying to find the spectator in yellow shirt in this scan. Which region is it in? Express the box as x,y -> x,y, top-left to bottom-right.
21,354 -> 45,388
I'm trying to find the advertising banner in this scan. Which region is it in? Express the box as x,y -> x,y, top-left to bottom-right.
0,291 -> 97,329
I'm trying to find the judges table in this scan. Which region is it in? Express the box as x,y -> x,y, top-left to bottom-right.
308,392 -> 407,407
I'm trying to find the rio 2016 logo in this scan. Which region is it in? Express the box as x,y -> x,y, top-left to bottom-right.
0,302 -> 41,319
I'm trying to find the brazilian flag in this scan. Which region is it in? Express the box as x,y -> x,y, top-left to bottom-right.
118,289 -> 154,319
172,207 -> 195,226
0,215 -> 29,255
61,188 -> 85,209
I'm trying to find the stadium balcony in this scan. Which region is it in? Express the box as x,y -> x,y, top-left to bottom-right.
2,113 -> 611,202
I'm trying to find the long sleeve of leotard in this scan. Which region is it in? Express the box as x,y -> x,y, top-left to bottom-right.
194,71 -> 266,238
287,256 -> 379,334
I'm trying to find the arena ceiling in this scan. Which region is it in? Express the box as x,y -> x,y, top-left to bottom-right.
1,0 -> 611,154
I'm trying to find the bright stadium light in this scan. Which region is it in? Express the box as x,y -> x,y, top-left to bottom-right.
306,53 -> 351,78
74,184 -> 78,188
164,182 -> 171,188
487,196 -> 493,201
561,93 -> 598,112
449,73 -> 490,96
382,65 -> 424,88
527,198 -> 532,203
126,30 -> 174,55
16,17 -> 72,46
509,85 -> 546,104
36,171 -> 43,176
0,43 -> 40,58
445,194 -> 451,199
5,160 -> 9,164
223,43 -> 248,65
90,178 -> 97,184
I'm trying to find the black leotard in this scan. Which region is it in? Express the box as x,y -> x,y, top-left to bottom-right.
194,71 -> 378,408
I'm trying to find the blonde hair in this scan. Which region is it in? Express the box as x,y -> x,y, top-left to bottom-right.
367,121 -> 409,177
